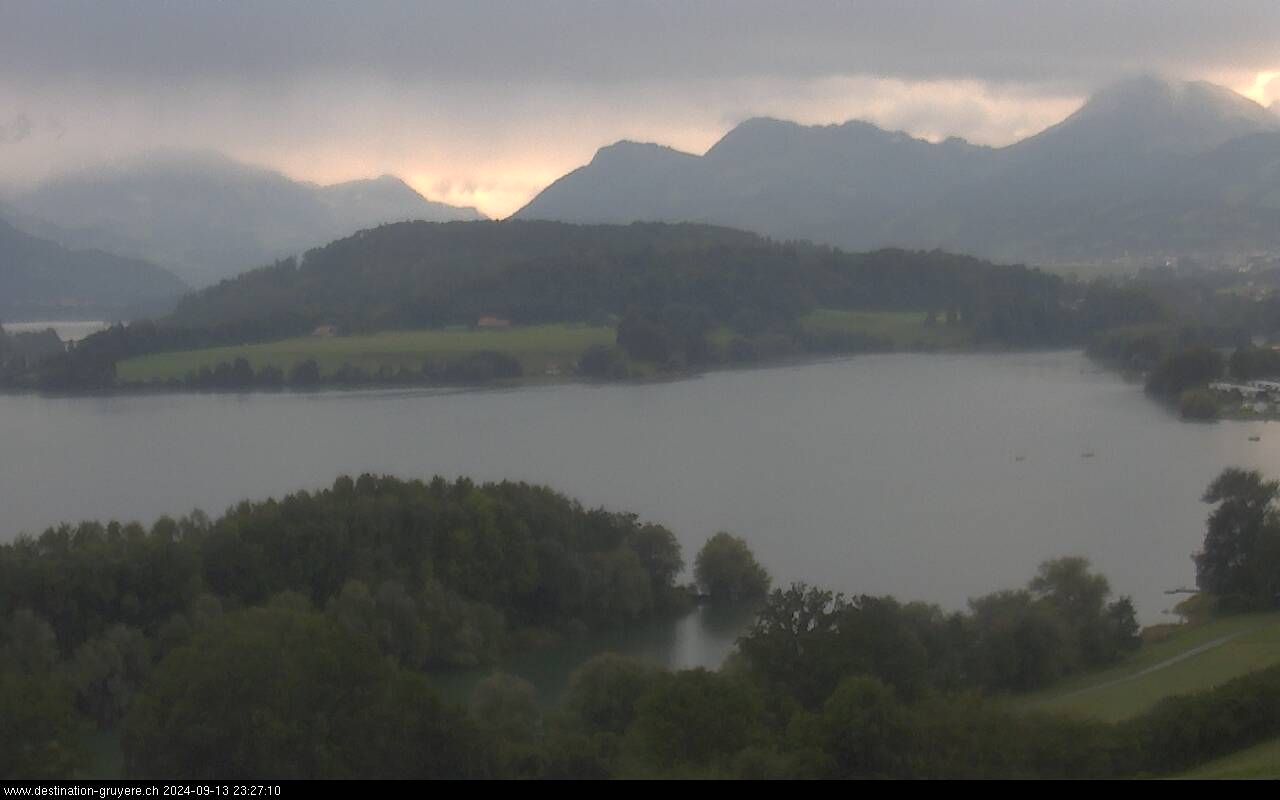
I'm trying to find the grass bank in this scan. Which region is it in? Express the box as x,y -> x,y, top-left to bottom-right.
116,324 -> 614,383
797,309 -> 973,349
1174,736 -> 1280,779
1016,612 -> 1280,722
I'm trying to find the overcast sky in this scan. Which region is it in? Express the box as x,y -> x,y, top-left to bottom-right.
1,1 -> 1278,216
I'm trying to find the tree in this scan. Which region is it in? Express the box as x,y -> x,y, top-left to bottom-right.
576,344 -> 628,379
693,532 -> 771,604
737,584 -> 848,708
628,523 -> 684,605
565,653 -> 663,735
616,314 -> 673,364
288,359 -> 321,386
1178,387 -> 1219,420
0,611 -> 86,779
630,669 -> 763,769
1194,468 -> 1280,610
1029,557 -> 1139,665
1145,347 -> 1223,398
68,624 -> 152,727
123,606 -> 492,779
0,671 -> 86,779
471,672 -> 541,744
967,590 -> 1072,691
817,676 -> 912,778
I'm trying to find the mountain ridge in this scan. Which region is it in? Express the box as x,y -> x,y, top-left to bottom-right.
517,76 -> 1280,265
9,151 -> 485,288
0,215 -> 188,320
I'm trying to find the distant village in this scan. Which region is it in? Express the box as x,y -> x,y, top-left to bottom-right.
1209,380 -> 1280,415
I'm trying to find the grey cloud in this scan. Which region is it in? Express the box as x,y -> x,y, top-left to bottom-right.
0,1 -> 1277,90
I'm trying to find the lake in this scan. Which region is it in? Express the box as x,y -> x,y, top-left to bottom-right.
3,320 -> 109,342
3,351 -> 1278,687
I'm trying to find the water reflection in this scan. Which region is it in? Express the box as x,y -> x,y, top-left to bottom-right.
433,603 -> 761,704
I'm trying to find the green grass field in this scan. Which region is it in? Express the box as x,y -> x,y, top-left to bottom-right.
1017,612 -> 1280,723
1175,736 -> 1280,779
116,324 -> 615,383
797,309 -> 973,349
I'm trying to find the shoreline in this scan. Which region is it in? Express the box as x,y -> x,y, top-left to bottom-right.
2,342 -> 1050,399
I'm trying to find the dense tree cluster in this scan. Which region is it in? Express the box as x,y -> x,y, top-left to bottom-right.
1144,347 -> 1225,398
0,476 -> 689,665
5,468 -> 1280,778
737,557 -> 1138,707
124,606 -> 495,779
1229,346 -> 1280,381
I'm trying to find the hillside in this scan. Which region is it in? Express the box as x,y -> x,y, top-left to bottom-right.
517,77 -> 1280,266
1017,612 -> 1280,722
2,220 -> 1076,391
0,216 -> 188,320
9,152 -> 484,287
164,219 -> 1063,340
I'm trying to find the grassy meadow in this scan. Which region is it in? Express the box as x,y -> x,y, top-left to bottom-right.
1175,736 -> 1280,779
1015,612 -> 1280,723
117,311 -> 978,386
797,309 -> 974,349
116,324 -> 615,383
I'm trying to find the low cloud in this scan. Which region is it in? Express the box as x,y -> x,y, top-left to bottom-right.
0,2 -> 1276,215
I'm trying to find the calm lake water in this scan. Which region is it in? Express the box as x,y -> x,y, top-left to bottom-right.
3,320 -> 108,342
4,351 -> 1279,690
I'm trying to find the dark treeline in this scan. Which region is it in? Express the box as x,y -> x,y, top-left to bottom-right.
8,467 -> 1276,778
1078,267 -> 1280,417
2,221 -> 1077,391
0,475 -> 695,778
169,221 -> 1064,339
0,324 -> 66,383
0,476 -> 692,668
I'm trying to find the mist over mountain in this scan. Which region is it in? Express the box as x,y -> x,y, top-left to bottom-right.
0,215 -> 188,320
8,152 -> 484,288
517,77 -> 1280,266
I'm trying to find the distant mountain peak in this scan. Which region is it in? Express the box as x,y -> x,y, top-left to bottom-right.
1083,75 -> 1273,119
702,116 -> 987,165
1019,75 -> 1280,157
14,151 -> 484,287
589,140 -> 697,166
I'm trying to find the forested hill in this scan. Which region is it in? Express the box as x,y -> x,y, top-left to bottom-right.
168,219 -> 1067,342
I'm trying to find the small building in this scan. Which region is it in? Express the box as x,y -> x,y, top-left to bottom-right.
1210,381 -> 1265,399
477,315 -> 511,329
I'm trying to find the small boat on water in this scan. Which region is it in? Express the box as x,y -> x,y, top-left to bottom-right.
1249,435 -> 1262,442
